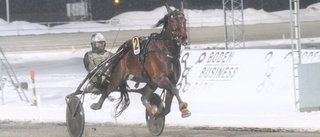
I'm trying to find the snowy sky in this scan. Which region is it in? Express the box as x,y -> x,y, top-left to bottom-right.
1,3 -> 320,131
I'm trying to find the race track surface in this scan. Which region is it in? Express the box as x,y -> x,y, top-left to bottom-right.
0,122 -> 320,137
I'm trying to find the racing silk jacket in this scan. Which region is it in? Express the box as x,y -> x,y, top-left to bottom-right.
83,50 -> 113,72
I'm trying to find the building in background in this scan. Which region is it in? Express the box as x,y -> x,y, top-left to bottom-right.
0,0 -> 319,22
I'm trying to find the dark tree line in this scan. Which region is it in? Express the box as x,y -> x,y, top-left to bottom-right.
0,0 -> 319,22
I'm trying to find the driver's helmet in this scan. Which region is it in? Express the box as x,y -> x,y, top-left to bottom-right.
90,33 -> 106,53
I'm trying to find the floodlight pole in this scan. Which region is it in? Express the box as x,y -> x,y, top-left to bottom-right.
6,0 -> 10,22
290,0 -> 301,109
223,0 -> 245,49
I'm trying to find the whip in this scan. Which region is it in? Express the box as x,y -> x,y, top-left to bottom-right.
110,28 -> 121,52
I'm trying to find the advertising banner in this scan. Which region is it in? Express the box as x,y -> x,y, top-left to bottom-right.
177,49 -> 320,94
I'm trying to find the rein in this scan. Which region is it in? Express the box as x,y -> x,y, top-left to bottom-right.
157,35 -> 186,47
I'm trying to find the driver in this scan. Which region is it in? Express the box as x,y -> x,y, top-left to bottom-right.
83,33 -> 113,93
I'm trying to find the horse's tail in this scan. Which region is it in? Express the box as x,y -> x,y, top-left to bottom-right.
113,82 -> 130,118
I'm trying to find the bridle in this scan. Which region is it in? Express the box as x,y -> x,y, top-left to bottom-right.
163,11 -> 188,46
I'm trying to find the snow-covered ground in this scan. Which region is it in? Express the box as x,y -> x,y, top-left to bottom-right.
0,3 -> 320,131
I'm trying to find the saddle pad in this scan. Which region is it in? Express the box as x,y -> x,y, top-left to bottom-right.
132,36 -> 140,55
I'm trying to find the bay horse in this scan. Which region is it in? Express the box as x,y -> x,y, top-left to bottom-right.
90,4 -> 191,119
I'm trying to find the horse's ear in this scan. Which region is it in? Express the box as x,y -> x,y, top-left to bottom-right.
180,2 -> 184,14
165,3 -> 173,13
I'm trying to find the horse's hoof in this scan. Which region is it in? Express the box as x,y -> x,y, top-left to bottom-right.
90,103 -> 101,110
179,102 -> 188,111
181,108 -> 191,118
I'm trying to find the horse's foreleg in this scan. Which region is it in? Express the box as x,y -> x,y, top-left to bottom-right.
90,90 -> 111,110
159,75 -> 191,118
162,91 -> 173,116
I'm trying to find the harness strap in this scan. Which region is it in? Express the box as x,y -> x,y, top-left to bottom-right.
138,36 -> 157,90
140,63 -> 157,90
138,34 -> 180,90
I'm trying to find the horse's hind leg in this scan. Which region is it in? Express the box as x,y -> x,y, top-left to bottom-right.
128,84 -> 158,116
139,85 -> 159,116
90,90 -> 111,110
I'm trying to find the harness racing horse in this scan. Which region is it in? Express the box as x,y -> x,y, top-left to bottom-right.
90,4 -> 191,119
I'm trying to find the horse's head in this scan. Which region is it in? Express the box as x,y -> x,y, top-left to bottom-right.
154,3 -> 188,46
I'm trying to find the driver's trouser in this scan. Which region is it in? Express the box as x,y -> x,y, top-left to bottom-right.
87,70 -> 110,93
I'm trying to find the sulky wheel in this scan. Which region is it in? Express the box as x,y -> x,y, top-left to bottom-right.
66,96 -> 85,137
145,93 -> 165,136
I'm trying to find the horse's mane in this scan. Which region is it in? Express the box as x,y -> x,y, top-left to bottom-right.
154,14 -> 168,28
153,9 -> 183,30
